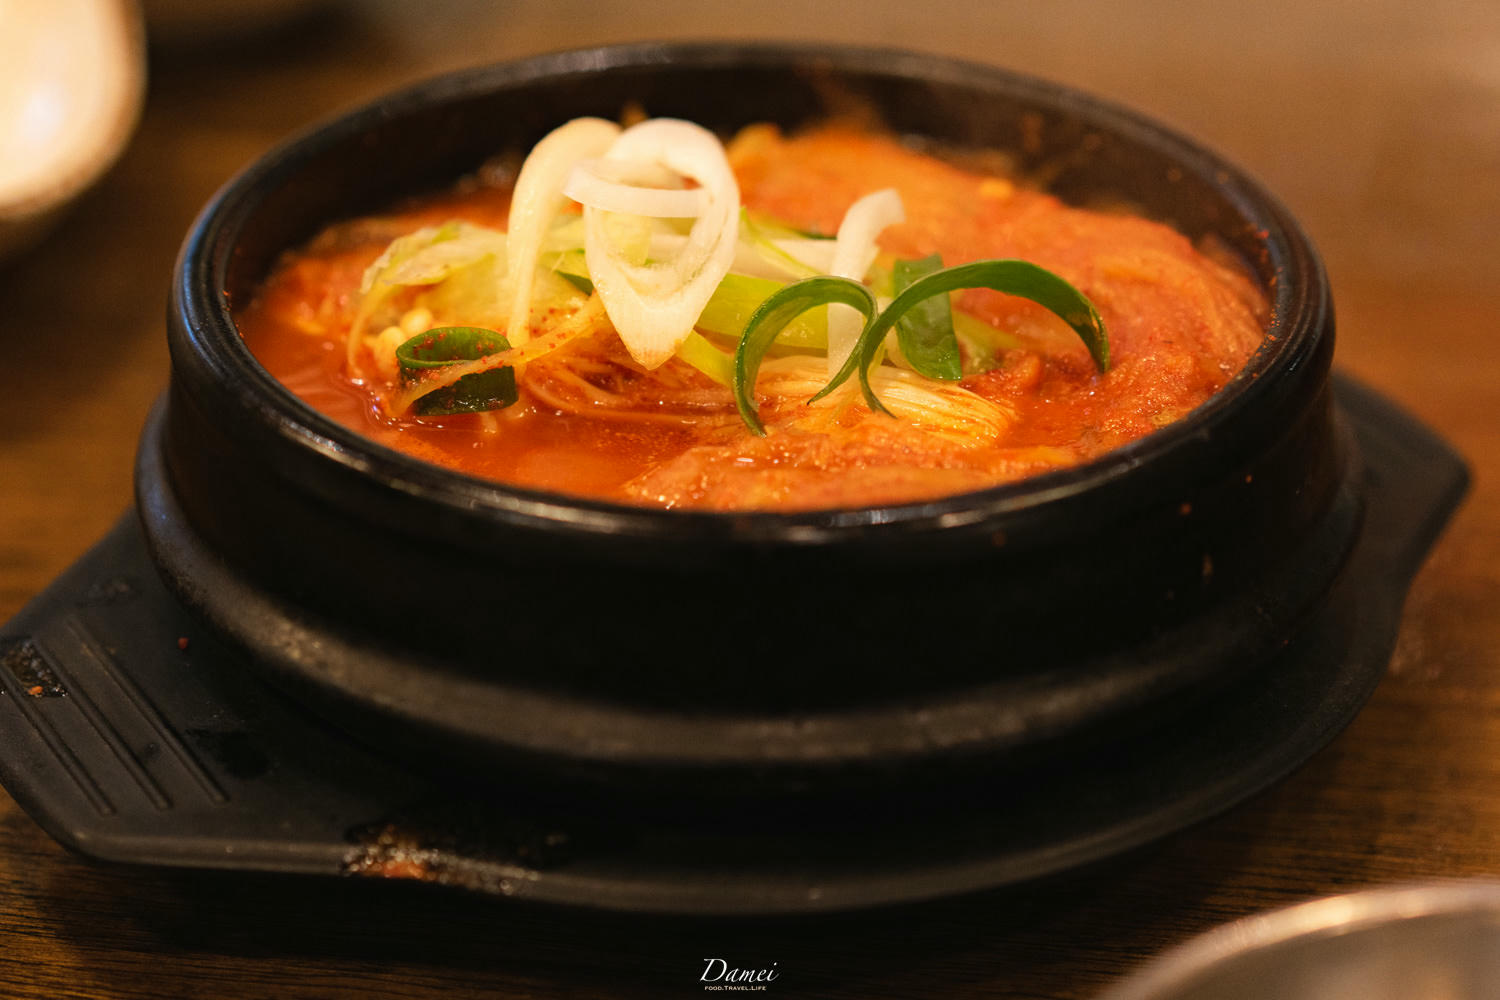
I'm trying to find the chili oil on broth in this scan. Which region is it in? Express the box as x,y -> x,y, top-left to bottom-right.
236,123 -> 1268,511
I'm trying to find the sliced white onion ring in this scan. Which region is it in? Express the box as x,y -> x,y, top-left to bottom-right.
579,118 -> 740,369
504,117 -> 622,345
825,188 -> 905,376
563,159 -> 706,218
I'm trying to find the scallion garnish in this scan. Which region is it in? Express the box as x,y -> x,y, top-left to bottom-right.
891,253 -> 962,380
547,247 -> 594,294
813,258 -> 1109,412
697,273 -> 826,349
557,270 -> 595,296
396,326 -> 518,415
732,276 -> 878,435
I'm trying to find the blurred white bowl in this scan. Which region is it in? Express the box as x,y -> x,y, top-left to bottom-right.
1097,882 -> 1500,1000
0,0 -> 145,262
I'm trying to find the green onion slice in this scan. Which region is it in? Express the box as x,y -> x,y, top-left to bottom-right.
396,326 -> 518,415
546,248 -> 594,294
816,259 -> 1109,407
891,253 -> 961,380
556,270 -> 594,296
733,276 -> 878,436
697,273 -> 826,349
675,330 -> 734,387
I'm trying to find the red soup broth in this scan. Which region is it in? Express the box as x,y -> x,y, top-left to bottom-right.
238,124 -> 1267,510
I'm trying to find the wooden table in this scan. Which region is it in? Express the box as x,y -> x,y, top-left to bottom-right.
2,3 -> 1497,996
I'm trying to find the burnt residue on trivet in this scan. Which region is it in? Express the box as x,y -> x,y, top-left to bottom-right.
2,639 -> 67,698
341,800 -> 594,895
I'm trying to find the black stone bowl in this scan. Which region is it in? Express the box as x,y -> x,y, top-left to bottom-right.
141,43 -> 1354,799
